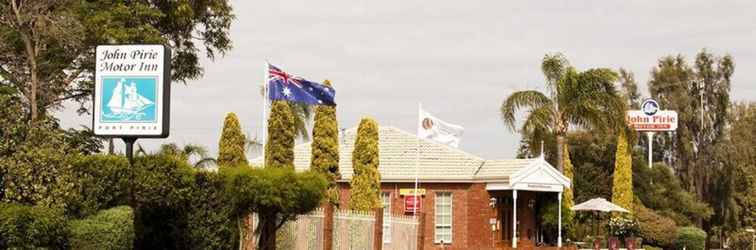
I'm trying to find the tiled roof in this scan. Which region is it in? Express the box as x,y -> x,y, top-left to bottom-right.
276,126 -> 542,183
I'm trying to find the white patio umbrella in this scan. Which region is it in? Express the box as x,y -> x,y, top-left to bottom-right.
571,198 -> 630,238
572,198 -> 630,213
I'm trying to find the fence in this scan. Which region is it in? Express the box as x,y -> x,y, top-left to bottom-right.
251,208 -> 419,250
277,209 -> 325,250
382,213 -> 419,250
333,209 -> 376,250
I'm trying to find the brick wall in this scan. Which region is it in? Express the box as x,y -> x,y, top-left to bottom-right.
337,182 -> 500,250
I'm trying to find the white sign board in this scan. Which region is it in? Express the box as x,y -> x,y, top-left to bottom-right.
93,45 -> 170,137
626,99 -> 678,131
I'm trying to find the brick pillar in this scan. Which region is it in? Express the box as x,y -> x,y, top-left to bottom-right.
373,207 -> 384,250
416,212 -> 425,250
323,205 -> 334,250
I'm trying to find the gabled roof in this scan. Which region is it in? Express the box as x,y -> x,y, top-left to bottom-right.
259,125 -> 566,185
291,126 -> 484,182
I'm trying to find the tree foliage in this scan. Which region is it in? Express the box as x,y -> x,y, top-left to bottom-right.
311,80 -> 340,205
218,112 -> 247,167
265,101 -> 295,169
0,120 -> 79,210
501,53 -> 622,173
611,130 -> 633,213
562,145 -> 575,235
349,118 -> 381,211
648,50 -> 732,208
223,166 -> 327,250
0,0 -> 234,121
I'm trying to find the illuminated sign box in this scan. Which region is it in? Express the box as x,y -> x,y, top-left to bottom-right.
93,45 -> 171,138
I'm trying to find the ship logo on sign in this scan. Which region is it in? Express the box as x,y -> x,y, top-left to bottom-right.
101,77 -> 157,123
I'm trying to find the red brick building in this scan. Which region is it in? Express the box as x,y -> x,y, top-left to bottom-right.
292,126 -> 571,250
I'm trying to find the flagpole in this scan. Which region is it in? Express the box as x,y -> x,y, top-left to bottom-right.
413,102 -> 421,218
262,61 -> 269,164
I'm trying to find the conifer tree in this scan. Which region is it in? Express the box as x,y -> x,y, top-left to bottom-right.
349,118 -> 381,211
562,146 -> 575,234
265,101 -> 296,168
217,112 -> 248,167
311,80 -> 340,205
612,130 -> 634,213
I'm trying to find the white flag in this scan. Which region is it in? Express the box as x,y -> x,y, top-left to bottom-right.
418,108 -> 464,147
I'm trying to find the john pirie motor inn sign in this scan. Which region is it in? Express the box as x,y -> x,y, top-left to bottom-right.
626,99 -> 678,131
93,45 -> 170,138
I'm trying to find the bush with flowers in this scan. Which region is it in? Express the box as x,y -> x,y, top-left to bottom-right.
606,216 -> 640,239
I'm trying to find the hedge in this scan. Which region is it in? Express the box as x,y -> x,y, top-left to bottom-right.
635,203 -> 678,248
0,203 -> 68,249
675,226 -> 706,250
68,206 -> 134,250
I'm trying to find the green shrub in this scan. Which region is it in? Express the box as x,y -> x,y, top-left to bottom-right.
0,203 -> 68,249
675,226 -> 706,250
185,171 -> 238,250
634,203 -> 677,248
133,155 -> 238,250
67,155 -> 130,218
68,206 -> 134,250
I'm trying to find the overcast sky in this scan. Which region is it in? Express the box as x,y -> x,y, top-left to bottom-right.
56,0 -> 756,160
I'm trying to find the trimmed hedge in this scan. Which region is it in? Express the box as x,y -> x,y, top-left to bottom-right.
68,206 -> 134,250
68,155 -> 130,218
0,203 -> 68,249
634,203 -> 678,248
675,226 -> 706,250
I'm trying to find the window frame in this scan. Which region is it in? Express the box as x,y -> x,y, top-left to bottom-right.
434,192 -> 453,244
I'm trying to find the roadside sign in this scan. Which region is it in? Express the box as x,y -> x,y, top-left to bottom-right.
626,99 -> 678,131
93,44 -> 170,138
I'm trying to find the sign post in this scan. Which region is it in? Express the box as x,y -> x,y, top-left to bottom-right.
626,99 -> 677,168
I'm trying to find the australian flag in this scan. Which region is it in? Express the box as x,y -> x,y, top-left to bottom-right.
267,64 -> 336,106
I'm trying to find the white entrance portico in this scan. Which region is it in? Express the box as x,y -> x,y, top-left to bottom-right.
485,157 -> 571,249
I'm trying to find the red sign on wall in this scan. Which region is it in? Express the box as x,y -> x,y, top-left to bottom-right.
404,196 -> 422,213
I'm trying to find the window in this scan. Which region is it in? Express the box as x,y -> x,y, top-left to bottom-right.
435,192 -> 452,243
381,192 -> 392,243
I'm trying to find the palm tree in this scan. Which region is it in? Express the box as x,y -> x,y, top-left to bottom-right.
500,53 -> 622,172
158,143 -> 217,168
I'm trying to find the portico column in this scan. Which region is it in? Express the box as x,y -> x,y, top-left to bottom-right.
558,191 -> 563,248
512,189 -> 517,249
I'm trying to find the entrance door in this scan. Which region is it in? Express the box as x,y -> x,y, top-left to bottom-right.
500,206 -> 511,242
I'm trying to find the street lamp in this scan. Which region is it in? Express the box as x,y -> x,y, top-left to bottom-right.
745,228 -> 755,250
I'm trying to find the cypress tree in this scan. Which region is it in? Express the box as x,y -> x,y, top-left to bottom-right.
265,101 -> 296,168
217,112 -> 248,167
562,146 -> 575,235
311,80 -> 340,205
349,118 -> 381,211
612,130 -> 634,213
